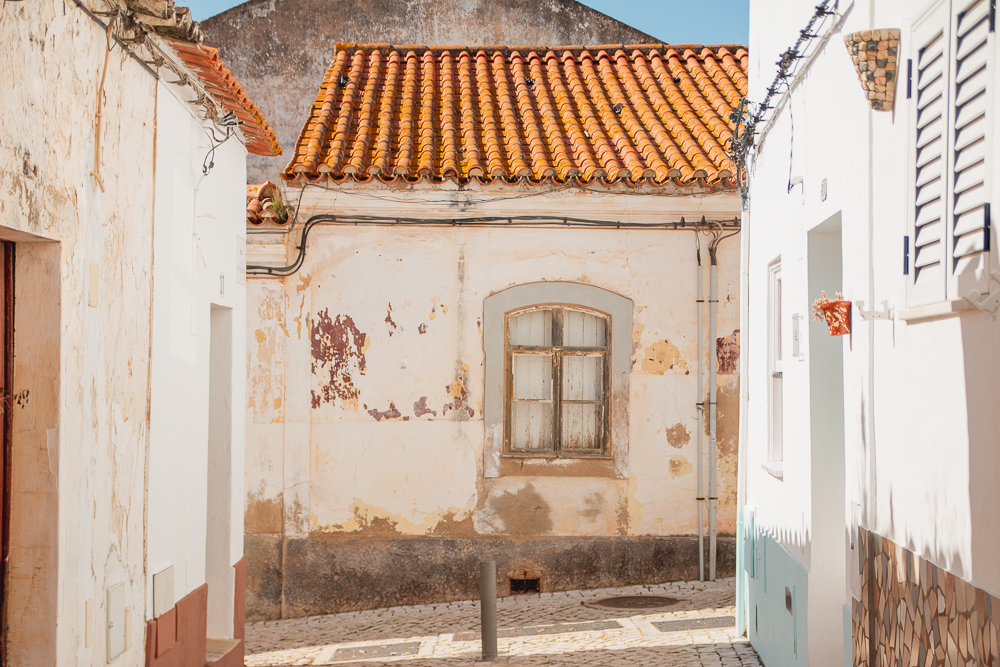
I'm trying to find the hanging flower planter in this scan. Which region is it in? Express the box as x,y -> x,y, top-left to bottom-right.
812,291 -> 851,336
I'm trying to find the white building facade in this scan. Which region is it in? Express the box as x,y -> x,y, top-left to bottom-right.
0,2 -> 279,665
739,1 -> 998,665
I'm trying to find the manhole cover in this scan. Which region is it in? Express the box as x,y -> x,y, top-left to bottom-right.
586,595 -> 679,610
653,615 -> 735,632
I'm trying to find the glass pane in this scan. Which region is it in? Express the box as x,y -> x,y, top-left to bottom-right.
561,404 -> 601,449
512,354 -> 552,400
509,310 -> 552,346
511,402 -> 554,450
770,375 -> 783,462
563,310 -> 606,347
562,355 -> 603,401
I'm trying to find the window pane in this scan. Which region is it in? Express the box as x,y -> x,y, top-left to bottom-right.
770,375 -> 783,462
561,404 -> 601,449
562,355 -> 603,401
511,402 -> 554,450
563,310 -> 606,347
775,276 -> 782,362
512,354 -> 552,400
509,310 -> 553,346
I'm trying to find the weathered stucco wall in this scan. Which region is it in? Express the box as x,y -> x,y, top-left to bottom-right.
1,5 -> 158,664
1,3 -> 251,664
201,0 -> 659,182
245,187 -> 741,617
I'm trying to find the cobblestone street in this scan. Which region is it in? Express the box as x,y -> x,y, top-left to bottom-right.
245,578 -> 762,667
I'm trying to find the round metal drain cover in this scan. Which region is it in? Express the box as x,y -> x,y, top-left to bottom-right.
588,595 -> 679,610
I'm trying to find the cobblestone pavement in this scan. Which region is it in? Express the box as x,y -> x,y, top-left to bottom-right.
245,578 -> 762,666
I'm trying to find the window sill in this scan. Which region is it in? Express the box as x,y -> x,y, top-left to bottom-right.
499,455 -> 616,478
898,299 -> 974,322
761,462 -> 784,480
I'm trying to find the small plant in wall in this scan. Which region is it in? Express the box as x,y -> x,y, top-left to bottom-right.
812,291 -> 851,336
0,388 -> 28,414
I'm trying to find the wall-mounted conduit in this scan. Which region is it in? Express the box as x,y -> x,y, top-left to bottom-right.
246,215 -> 741,277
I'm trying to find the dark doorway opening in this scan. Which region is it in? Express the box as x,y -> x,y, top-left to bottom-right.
1,241 -> 15,667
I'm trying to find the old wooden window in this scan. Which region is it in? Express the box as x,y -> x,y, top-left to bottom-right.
505,307 -> 609,456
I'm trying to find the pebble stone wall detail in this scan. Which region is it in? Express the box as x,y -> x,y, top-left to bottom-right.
852,529 -> 1000,667
844,29 -> 901,111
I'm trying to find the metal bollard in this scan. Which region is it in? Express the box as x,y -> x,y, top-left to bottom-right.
480,558 -> 498,660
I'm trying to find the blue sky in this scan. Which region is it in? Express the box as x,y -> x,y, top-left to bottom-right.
187,0 -> 749,45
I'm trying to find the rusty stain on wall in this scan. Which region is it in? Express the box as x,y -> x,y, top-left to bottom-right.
413,396 -> 437,418
641,339 -> 690,375
716,330 -> 740,375
310,309 -> 369,410
668,456 -> 693,478
665,423 -> 690,449
418,323 -> 428,334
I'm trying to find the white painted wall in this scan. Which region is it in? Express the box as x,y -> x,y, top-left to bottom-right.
1,4 -> 251,664
147,81 -> 247,637
744,0 -> 1000,662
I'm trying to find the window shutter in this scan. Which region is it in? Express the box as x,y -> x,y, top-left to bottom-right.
910,5 -> 950,305
950,0 -> 993,291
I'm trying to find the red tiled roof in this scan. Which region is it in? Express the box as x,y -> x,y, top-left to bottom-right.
168,41 -> 282,157
247,182 -> 289,225
284,43 -> 748,188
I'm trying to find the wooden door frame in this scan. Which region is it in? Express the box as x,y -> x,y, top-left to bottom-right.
1,241 -> 14,667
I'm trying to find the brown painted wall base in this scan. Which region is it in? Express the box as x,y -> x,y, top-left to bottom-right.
145,557 -> 247,667
246,534 -> 736,620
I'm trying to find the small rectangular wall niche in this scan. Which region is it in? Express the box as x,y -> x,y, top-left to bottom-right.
509,578 -> 541,594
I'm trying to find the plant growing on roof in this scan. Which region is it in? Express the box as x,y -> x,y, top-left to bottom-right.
812,291 -> 851,336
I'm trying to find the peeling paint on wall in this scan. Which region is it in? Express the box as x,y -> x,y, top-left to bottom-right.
665,423 -> 691,449
384,304 -> 399,336
413,396 -> 437,418
366,402 -> 403,421
443,364 -> 474,419
716,330 -> 740,375
668,456 -> 693,478
641,340 -> 690,375
310,309 -> 369,410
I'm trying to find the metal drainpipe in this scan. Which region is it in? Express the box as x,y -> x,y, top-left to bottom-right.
708,245 -> 719,581
696,237 -> 705,582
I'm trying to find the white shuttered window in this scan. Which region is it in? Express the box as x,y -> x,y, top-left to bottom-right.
506,307 -> 609,456
909,0 -> 994,305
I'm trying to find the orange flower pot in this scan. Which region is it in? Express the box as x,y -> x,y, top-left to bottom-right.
817,300 -> 851,336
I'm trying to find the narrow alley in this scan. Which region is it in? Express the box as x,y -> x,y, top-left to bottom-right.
244,579 -> 759,667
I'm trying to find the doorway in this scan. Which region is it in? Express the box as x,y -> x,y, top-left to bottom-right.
806,216 -> 847,666
206,305 -> 234,640
0,242 -> 13,667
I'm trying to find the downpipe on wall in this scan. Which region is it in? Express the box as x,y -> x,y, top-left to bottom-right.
696,235 -> 705,582
708,227 -> 739,581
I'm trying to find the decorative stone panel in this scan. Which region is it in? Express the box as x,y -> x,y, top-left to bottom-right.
852,529 -> 1000,667
844,29 -> 901,111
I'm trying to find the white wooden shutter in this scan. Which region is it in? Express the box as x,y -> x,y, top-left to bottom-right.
910,4 -> 951,306
949,0 -> 993,294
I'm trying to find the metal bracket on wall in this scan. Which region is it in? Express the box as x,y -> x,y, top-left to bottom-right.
855,300 -> 893,320
964,269 -> 1000,315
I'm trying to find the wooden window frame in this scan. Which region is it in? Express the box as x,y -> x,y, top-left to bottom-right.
503,306 -> 611,458
767,259 -> 784,474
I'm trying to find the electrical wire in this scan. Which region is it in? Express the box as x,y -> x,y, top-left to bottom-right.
247,214 -> 741,277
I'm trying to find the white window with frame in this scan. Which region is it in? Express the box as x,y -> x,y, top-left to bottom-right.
506,307 -> 609,456
908,0 -> 995,307
482,282 -> 633,478
768,260 -> 783,474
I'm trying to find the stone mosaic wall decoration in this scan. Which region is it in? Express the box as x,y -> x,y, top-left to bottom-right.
852,529 -> 1000,667
844,29 -> 901,111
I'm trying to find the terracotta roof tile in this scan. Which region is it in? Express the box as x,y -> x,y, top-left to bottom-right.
247,182 -> 288,225
284,43 -> 748,188
168,41 -> 282,157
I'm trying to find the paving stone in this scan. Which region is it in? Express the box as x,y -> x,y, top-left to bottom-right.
245,578 -> 762,667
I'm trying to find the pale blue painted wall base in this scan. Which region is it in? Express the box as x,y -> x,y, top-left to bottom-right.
746,524 -> 809,667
